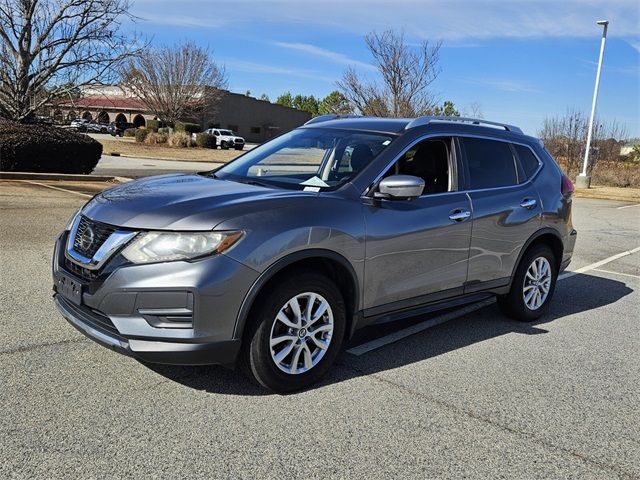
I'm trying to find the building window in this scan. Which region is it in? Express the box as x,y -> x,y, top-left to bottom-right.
250,126 -> 261,134
227,124 -> 239,132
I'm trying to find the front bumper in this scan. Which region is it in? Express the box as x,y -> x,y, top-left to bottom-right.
55,295 -> 241,365
52,231 -> 258,366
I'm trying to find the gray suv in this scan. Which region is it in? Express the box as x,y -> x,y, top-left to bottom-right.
53,115 -> 577,392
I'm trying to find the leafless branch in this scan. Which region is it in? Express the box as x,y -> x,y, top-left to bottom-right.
0,0 -> 144,121
121,42 -> 228,125
338,29 -> 441,117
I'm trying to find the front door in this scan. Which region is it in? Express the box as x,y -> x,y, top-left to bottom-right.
362,137 -> 472,315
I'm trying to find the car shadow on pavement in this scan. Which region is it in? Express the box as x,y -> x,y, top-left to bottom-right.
146,272 -> 633,395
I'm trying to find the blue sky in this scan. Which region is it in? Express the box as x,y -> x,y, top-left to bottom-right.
126,0 -> 639,137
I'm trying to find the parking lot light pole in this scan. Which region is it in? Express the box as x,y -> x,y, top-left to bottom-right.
577,19 -> 609,189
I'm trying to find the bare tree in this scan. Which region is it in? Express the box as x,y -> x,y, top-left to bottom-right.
539,108 -> 628,173
338,30 -> 441,117
0,0 -> 142,122
122,42 -> 228,126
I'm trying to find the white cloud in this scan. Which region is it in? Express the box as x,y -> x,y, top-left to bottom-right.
272,42 -> 375,70
627,40 -> 640,53
222,60 -> 335,82
134,1 -> 640,39
464,78 -> 542,93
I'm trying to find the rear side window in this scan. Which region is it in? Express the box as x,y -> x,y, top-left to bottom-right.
513,144 -> 540,181
462,137 -> 517,189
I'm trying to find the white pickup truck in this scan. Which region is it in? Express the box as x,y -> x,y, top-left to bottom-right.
204,128 -> 245,150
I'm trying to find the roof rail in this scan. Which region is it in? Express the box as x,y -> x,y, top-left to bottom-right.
304,114 -> 360,125
405,116 -> 523,134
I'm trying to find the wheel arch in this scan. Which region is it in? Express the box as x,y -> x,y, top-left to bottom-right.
509,228 -> 564,286
233,249 -> 360,341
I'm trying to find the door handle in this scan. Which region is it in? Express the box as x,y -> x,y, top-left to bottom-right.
520,198 -> 537,209
449,210 -> 471,222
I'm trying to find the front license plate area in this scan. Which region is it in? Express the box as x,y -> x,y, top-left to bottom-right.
55,271 -> 83,305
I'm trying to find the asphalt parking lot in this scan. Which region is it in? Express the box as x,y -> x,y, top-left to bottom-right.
1,180 -> 639,479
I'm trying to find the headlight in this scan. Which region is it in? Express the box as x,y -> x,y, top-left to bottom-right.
65,208 -> 81,231
121,231 -> 243,264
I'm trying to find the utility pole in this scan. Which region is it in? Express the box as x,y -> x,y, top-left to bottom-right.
577,20 -> 609,189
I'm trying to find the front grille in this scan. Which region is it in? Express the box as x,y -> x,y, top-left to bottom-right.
234,139 -> 244,143
73,216 -> 116,258
64,258 -> 98,282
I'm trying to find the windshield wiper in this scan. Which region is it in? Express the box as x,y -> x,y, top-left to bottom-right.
235,178 -> 275,188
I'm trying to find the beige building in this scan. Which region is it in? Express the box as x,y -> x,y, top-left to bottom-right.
51,86 -> 312,142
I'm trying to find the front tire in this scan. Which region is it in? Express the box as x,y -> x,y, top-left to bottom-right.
498,244 -> 557,321
243,273 -> 346,393
220,141 -> 229,150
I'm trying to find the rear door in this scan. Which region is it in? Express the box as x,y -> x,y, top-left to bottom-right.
460,136 -> 542,291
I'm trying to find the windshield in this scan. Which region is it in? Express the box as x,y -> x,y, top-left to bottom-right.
220,130 -> 234,135
214,128 -> 394,190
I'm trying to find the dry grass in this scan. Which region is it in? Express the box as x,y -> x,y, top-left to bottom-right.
557,158 -> 640,188
98,138 -> 243,163
574,185 -> 640,203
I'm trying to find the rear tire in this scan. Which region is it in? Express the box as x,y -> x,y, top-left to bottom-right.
243,273 -> 346,393
498,244 -> 557,322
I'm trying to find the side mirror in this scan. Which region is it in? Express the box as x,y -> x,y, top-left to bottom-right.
375,175 -> 425,200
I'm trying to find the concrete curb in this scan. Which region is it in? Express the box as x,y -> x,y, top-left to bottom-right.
0,171 -> 123,182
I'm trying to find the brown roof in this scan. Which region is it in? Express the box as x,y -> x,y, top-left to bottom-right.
55,96 -> 147,110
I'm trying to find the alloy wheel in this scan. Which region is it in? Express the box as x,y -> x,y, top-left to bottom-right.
269,292 -> 334,375
522,256 -> 552,310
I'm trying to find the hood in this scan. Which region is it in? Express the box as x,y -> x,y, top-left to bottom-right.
82,173 -> 312,230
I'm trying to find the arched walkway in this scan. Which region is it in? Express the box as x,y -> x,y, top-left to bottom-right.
132,114 -> 146,128
66,110 -> 77,121
115,113 -> 127,124
82,111 -> 92,121
97,111 -> 110,124
53,109 -> 63,123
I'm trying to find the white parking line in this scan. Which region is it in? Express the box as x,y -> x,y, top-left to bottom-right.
15,180 -> 92,198
348,246 -> 640,355
558,246 -> 640,280
616,203 -> 640,210
593,269 -> 640,279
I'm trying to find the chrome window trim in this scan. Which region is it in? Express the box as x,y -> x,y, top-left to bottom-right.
65,215 -> 138,271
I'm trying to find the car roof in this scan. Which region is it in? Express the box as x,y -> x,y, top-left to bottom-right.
300,115 -> 536,143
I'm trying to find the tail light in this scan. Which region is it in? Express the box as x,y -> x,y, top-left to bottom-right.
561,174 -> 574,196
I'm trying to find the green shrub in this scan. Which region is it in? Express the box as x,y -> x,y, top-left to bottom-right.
144,132 -> 168,145
0,119 -> 102,174
146,119 -> 160,131
168,131 -> 195,148
195,132 -> 217,149
158,127 -> 169,134
175,122 -> 201,134
123,128 -> 136,137
135,128 -> 150,143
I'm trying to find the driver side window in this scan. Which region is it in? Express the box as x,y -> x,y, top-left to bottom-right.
385,137 -> 455,194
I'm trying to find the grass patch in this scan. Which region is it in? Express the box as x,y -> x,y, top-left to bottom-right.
97,138 -> 244,163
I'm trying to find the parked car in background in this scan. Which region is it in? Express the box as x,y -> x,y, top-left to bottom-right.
108,122 -> 135,137
205,128 -> 245,150
52,114 -> 576,393
70,118 -> 90,131
68,119 -> 108,133
86,123 -> 109,134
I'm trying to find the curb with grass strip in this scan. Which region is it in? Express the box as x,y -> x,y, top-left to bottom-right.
0,171 -> 127,182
